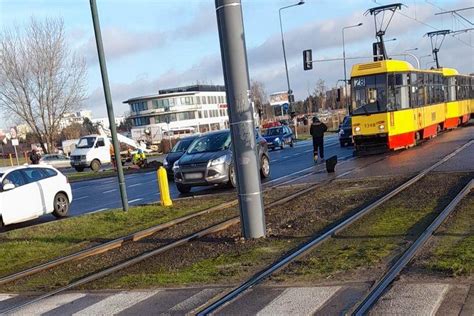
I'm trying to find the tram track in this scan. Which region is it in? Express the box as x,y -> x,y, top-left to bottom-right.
352,179 -> 474,315
0,148 -> 387,314
2,140 -> 470,314
196,139 -> 473,315
0,153 -> 354,287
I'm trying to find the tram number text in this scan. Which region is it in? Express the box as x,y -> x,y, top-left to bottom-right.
353,78 -> 366,88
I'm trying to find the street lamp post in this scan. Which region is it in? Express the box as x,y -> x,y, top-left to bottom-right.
279,1 -> 304,133
342,22 -> 363,113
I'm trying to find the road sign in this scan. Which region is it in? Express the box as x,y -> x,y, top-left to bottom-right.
10,127 -> 17,139
11,139 -> 19,146
283,103 -> 289,112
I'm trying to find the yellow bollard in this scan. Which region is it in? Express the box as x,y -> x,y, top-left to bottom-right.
157,166 -> 173,207
9,153 -> 13,166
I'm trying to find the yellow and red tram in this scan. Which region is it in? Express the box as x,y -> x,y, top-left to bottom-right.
350,59 -> 474,154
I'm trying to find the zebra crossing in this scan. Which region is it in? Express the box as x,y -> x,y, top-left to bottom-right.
0,283 -> 470,315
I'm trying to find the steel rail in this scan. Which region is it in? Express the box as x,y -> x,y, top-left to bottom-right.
0,155 -> 362,288
0,143 -> 398,314
196,139 -> 473,315
0,199 -> 238,286
0,217 -> 240,315
352,179 -> 474,315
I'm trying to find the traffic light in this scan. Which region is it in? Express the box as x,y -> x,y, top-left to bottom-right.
336,88 -> 341,102
303,49 -> 313,70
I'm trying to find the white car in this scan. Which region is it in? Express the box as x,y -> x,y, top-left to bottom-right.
0,165 -> 73,226
39,154 -> 71,169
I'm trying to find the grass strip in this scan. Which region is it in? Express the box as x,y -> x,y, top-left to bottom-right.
83,177 -> 402,289
270,172 -> 473,283
0,195 -> 230,278
422,192 -> 474,276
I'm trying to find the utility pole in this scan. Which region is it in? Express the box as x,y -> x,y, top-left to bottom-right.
279,1 -> 304,139
90,0 -> 129,212
342,23 -> 363,113
215,0 -> 266,239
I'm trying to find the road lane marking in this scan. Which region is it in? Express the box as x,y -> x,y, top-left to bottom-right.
73,196 -> 88,201
11,293 -> 86,315
103,189 -> 117,194
129,183 -> 142,188
370,283 -> 449,316
257,287 -> 340,316
73,291 -> 159,316
129,198 -> 143,204
88,208 -> 109,214
0,294 -> 16,302
169,289 -> 222,312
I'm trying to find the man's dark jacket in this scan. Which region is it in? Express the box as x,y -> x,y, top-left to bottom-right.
310,122 -> 328,139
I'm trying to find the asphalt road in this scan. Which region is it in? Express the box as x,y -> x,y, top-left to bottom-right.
0,134 -> 350,232
68,134 -> 347,215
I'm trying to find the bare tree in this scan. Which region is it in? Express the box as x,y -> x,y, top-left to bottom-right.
250,80 -> 267,121
0,17 -> 87,153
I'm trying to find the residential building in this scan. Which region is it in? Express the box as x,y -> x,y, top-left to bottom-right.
123,85 -> 230,144
92,117 -> 125,129
58,110 -> 93,130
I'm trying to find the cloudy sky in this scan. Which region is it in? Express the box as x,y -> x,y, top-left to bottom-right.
1,0 -> 473,128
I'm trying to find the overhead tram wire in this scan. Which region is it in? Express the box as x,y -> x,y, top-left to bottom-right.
372,0 -> 474,48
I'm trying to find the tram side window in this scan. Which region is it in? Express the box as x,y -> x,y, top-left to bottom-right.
409,73 -> 417,107
448,77 -> 456,102
387,73 -> 409,110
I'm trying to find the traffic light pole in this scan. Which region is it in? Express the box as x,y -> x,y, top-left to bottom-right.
215,0 -> 266,239
90,0 -> 129,212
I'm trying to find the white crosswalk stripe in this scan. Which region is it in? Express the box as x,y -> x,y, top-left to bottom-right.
10,293 -> 86,316
72,291 -> 159,316
370,283 -> 449,316
0,294 -> 16,302
169,288 -> 221,312
257,287 -> 340,316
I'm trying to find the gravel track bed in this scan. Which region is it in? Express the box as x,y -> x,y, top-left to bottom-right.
0,186 -> 303,293
82,176 -> 403,289
269,172 -> 473,286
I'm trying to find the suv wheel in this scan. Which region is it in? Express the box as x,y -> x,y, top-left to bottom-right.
52,193 -> 70,218
228,165 -> 237,188
260,155 -> 270,178
90,159 -> 101,172
280,142 -> 285,150
290,139 -> 294,147
176,183 -> 191,194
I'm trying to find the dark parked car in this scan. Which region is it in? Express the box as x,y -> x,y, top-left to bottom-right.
173,129 -> 270,193
162,135 -> 199,177
263,126 -> 294,150
339,116 -> 353,147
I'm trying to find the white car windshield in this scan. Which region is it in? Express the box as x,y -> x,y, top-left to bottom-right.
76,137 -> 96,149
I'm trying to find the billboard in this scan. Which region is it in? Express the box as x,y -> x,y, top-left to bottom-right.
269,91 -> 289,106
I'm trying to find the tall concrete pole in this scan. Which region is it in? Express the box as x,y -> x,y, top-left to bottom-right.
90,0 -> 129,212
215,0 -> 266,239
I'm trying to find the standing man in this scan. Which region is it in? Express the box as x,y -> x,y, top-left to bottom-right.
310,117 -> 328,163
29,148 -> 40,165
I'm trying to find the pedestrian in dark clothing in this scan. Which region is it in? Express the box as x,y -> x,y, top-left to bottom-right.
310,117 -> 328,162
29,149 -> 40,165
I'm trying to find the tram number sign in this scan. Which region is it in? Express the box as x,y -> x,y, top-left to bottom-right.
353,78 -> 366,88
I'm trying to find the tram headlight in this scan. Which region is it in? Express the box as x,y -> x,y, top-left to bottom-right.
378,124 -> 385,131
354,126 -> 361,134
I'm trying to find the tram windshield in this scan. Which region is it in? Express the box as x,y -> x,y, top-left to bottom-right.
351,74 -> 387,115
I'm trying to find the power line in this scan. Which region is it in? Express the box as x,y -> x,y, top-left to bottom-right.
372,0 -> 473,48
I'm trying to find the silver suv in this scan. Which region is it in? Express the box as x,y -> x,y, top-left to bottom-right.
173,129 -> 270,193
